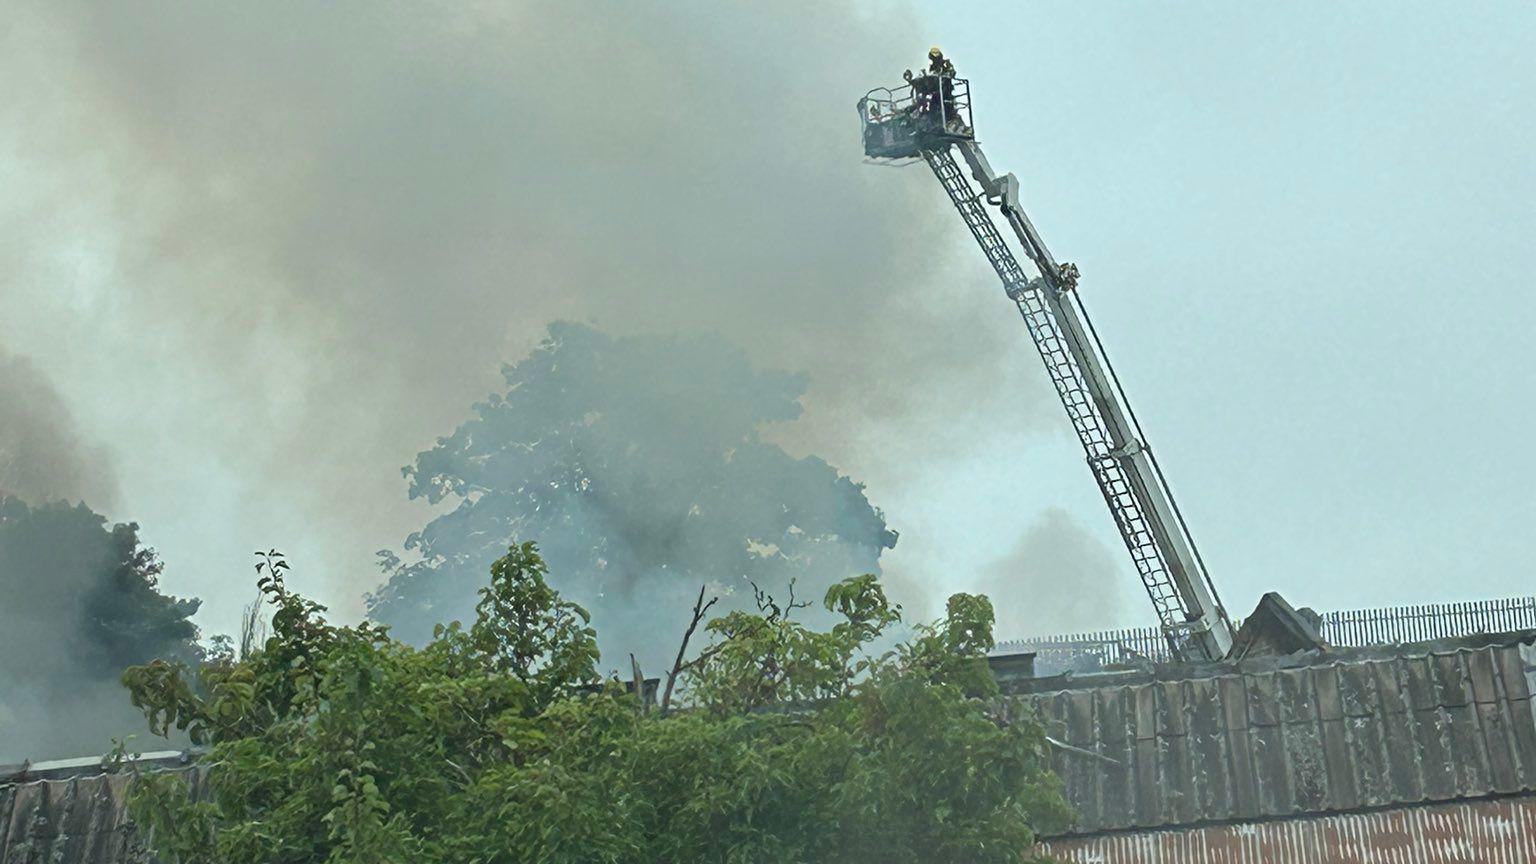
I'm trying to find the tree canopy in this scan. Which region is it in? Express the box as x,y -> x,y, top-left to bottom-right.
369,323 -> 898,670
126,544 -> 1070,863
0,495 -> 203,761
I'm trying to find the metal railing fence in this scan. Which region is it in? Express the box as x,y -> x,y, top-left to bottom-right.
996,595 -> 1536,668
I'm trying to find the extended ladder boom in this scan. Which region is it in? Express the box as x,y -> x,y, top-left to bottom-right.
929,140 -> 1234,661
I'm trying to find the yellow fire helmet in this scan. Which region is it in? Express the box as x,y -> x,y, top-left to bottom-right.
929,46 -> 943,59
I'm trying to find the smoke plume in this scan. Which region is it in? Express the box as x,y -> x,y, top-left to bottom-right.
372,322 -> 898,673
0,497 -> 201,762
977,507 -> 1132,641
0,4 -> 1049,633
0,347 -> 120,511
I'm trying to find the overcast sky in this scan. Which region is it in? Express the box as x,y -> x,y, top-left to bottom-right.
912,0 -> 1536,630
2,2 -> 1531,643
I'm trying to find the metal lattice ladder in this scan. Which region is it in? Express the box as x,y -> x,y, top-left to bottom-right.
923,143 -> 1228,657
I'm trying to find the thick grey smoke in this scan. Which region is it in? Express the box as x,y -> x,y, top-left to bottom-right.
0,347 -> 119,511
0,497 -> 201,762
372,322 -> 898,673
977,507 -> 1131,641
0,3 -> 1051,634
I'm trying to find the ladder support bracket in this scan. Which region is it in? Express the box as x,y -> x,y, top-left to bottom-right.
1107,439 -> 1144,460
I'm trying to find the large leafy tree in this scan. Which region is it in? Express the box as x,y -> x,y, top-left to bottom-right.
126,545 -> 1071,863
0,495 -> 203,760
369,323 -> 898,664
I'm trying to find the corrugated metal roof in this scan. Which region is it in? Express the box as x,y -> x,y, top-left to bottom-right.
1012,633 -> 1536,836
1038,795 -> 1536,863
2,774 -> 144,863
0,758 -> 204,863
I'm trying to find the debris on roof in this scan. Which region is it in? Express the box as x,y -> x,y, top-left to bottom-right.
1227,592 -> 1328,660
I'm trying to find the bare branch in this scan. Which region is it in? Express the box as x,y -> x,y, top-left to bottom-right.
749,580 -> 773,618
784,578 -> 811,618
444,758 -> 473,785
661,584 -> 718,716
630,653 -> 649,715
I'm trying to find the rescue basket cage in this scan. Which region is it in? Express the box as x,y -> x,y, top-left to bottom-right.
858,74 -> 973,159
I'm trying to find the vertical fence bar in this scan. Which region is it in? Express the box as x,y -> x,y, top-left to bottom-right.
997,595 -> 1536,663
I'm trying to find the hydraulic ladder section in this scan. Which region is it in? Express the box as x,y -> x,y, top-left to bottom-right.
926,140 -> 1235,661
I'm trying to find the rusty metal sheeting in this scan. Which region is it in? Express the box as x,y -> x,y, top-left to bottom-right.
0,769 -> 204,863
1038,795 -> 1536,863
1013,635 -> 1536,835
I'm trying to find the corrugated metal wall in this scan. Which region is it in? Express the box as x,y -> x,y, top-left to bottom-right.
0,769 -> 204,863
8,767 -> 1534,864
1016,639 -> 1536,835
1039,796 -> 1536,863
1,773 -> 142,863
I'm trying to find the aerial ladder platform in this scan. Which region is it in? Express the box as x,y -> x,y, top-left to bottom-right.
859,71 -> 1235,661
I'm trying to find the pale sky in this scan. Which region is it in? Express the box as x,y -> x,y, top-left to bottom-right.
901,0 -> 1536,630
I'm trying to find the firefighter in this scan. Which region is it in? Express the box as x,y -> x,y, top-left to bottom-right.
926,47 -> 960,131
927,46 -> 955,77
